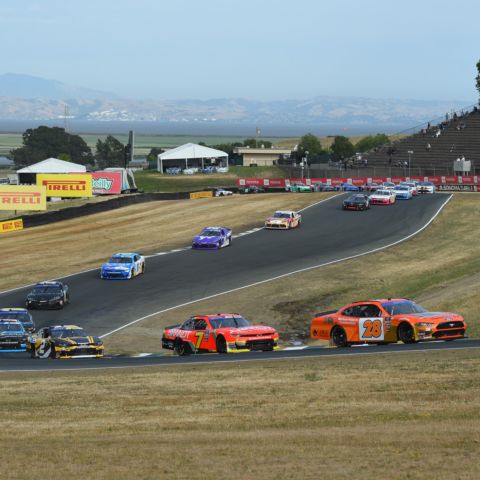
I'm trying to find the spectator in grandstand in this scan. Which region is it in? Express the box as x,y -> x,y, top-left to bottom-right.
426,143 -> 431,151
435,129 -> 441,138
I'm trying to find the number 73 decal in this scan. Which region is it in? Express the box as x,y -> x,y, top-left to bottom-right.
359,318 -> 384,341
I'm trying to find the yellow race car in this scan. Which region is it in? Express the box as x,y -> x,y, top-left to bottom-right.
27,325 -> 104,359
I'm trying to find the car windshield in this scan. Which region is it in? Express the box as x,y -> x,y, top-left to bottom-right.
375,190 -> 390,196
351,195 -> 365,201
0,323 -> 24,333
209,316 -> 251,329
0,311 -> 30,322
273,212 -> 291,218
200,229 -> 221,236
32,286 -> 62,294
381,301 -> 428,315
395,186 -> 409,191
51,328 -> 87,338
109,257 -> 132,264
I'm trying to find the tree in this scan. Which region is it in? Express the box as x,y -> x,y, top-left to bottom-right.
298,133 -> 323,156
146,147 -> 164,163
95,135 -> 125,169
11,126 -> 93,168
476,59 -> 480,98
355,134 -> 389,153
330,136 -> 355,161
243,138 -> 273,149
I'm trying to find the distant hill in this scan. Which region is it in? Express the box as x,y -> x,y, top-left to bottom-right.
0,73 -> 473,128
0,73 -> 116,101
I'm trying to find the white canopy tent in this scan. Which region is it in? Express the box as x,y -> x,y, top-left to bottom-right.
157,143 -> 228,172
16,158 -> 86,184
16,158 -> 86,174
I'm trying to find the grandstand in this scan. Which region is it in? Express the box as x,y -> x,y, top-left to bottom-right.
364,106 -> 480,176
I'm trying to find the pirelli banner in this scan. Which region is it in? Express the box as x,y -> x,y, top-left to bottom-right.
190,191 -> 213,199
0,218 -> 24,233
37,174 -> 93,198
0,185 -> 47,211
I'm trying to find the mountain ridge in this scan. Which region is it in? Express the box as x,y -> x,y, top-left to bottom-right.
0,73 -> 473,127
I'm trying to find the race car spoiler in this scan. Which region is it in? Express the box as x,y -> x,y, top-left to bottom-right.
314,309 -> 337,317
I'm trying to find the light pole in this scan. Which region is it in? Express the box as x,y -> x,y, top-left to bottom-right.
305,151 -> 309,179
407,150 -> 413,178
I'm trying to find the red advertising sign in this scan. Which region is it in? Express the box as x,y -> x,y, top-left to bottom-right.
236,176 -> 480,189
91,172 -> 122,195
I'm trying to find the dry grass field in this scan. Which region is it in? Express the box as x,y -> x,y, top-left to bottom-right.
1,349 -> 479,480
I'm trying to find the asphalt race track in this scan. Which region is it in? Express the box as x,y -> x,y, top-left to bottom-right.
1,339 -> 479,372
2,192 -> 475,370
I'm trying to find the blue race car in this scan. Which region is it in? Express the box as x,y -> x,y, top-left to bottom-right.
393,185 -> 413,200
100,252 -> 146,279
337,182 -> 362,192
0,308 -> 35,333
0,319 -> 27,352
192,227 -> 232,250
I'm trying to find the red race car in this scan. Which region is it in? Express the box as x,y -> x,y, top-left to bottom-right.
162,314 -> 279,355
310,298 -> 466,347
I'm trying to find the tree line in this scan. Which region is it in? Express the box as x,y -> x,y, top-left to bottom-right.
9,125 -> 390,169
10,126 -> 132,169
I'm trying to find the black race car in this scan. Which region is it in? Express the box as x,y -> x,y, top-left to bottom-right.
342,194 -> 370,211
0,308 -> 35,333
239,185 -> 265,194
25,281 -> 69,309
27,325 -> 104,359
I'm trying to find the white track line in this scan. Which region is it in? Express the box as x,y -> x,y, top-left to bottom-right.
99,194 -> 452,338
0,194 -> 340,296
1,343 -> 476,374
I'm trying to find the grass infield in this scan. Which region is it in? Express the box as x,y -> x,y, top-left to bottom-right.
1,349 -> 479,479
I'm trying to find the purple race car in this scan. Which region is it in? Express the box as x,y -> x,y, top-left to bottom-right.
192,227 -> 232,250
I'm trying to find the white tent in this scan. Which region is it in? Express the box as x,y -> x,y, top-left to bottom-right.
16,158 -> 86,174
157,143 -> 228,172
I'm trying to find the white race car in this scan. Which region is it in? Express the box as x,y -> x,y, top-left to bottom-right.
215,189 -> 233,197
381,181 -> 396,191
400,181 -> 418,196
417,181 -> 436,194
265,210 -> 302,229
369,189 -> 396,205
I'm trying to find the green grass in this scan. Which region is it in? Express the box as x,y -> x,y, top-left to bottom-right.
0,133 -> 293,157
134,166 -> 287,192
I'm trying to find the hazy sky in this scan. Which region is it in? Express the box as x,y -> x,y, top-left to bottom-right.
1,0 -> 479,102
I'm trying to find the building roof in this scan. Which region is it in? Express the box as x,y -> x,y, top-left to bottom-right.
16,158 -> 86,173
158,143 -> 228,161
234,147 -> 292,155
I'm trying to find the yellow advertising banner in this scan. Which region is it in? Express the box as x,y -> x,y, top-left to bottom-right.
0,185 -> 47,211
0,218 -> 24,233
37,173 -> 93,198
189,191 -> 213,199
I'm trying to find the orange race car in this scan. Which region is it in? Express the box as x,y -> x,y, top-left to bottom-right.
162,314 -> 279,355
310,298 -> 466,347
